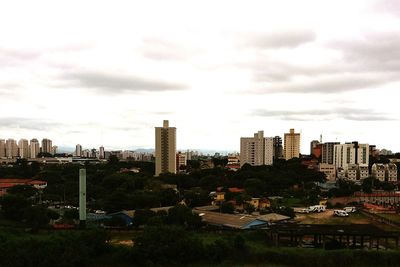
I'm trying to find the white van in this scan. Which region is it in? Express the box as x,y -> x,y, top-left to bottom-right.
309,205 -> 326,213
343,207 -> 356,213
334,210 -> 349,217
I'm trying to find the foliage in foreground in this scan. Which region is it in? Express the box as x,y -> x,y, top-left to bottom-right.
2,226 -> 400,267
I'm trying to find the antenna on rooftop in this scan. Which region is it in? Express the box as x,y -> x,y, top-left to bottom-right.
320,134 -> 323,143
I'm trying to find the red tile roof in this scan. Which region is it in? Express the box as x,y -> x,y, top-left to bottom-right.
0,178 -> 33,184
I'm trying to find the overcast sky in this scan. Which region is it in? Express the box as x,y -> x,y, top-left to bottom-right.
1,0 -> 399,153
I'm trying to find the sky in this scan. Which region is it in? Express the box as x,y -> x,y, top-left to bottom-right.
0,0 -> 399,153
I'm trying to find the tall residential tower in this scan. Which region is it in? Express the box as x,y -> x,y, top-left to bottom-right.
240,131 -> 274,166
155,120 -> 177,176
284,128 -> 300,160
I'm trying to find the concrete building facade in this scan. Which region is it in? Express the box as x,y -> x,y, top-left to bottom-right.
0,139 -> 5,158
319,163 -> 336,181
240,131 -> 273,167
176,151 -> 187,171
321,142 -> 340,165
18,139 -> 29,158
334,142 -> 369,171
6,139 -> 18,159
41,138 -> 52,154
284,129 -> 300,160
273,136 -> 283,160
372,163 -> 398,182
30,139 -> 40,158
155,120 -> 176,176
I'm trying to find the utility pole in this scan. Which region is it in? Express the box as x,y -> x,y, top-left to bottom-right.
79,169 -> 87,228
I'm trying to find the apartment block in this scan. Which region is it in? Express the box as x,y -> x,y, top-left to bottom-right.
319,163 -> 336,181
284,129 -> 300,160
0,139 -> 5,158
30,139 -> 40,158
240,131 -> 273,166
155,120 -> 177,176
372,163 -> 398,182
18,139 -> 29,158
334,142 -> 369,171
321,142 -> 340,165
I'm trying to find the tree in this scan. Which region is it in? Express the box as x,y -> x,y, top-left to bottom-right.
0,194 -> 30,221
7,185 -> 38,199
63,209 -> 79,221
220,202 -> 235,214
108,155 -> 119,165
132,209 -> 156,228
23,206 -> 50,231
166,204 -> 202,229
47,209 -> 60,221
243,203 -> 255,214
134,225 -> 204,264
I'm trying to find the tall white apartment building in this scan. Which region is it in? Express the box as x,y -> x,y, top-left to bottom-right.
284,128 -> 301,160
176,151 -> 187,171
30,139 -> 40,158
334,142 -> 369,171
99,146 -> 105,159
41,138 -> 52,154
372,163 -> 386,181
372,163 -> 398,182
240,131 -> 274,167
321,142 -> 340,164
0,139 -> 6,158
75,144 -> 82,157
18,139 -> 29,158
155,120 -> 176,176
6,139 -> 18,159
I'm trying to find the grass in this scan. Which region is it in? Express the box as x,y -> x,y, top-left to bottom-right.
280,197 -> 304,208
376,213 -> 400,224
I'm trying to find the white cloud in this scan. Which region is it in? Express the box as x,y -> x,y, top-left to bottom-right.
0,0 -> 399,153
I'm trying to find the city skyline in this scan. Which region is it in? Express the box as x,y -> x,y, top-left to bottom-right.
1,1 -> 400,152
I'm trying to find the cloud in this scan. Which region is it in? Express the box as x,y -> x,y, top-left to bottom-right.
141,38 -> 190,61
59,71 -> 187,93
252,107 -> 395,121
331,32 -> 400,72
0,48 -> 41,67
0,117 -> 63,131
240,30 -> 316,49
371,0 -> 400,16
256,73 -> 393,94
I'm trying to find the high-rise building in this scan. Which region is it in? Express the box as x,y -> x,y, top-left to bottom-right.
52,146 -> 58,155
18,139 -> 29,158
75,144 -> 82,157
99,146 -> 105,159
0,139 -> 6,158
41,138 -> 52,154
240,131 -> 274,167
6,139 -> 18,159
334,142 -> 369,171
321,142 -> 340,164
273,136 -> 283,160
30,139 -> 40,158
155,120 -> 176,176
310,140 -> 320,155
284,129 -> 300,160
176,151 -> 187,171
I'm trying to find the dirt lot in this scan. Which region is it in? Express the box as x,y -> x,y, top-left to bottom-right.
295,209 -> 371,225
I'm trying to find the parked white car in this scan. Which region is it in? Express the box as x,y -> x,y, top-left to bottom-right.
343,207 -> 356,213
309,205 -> 326,213
334,210 -> 349,217
297,208 -> 310,213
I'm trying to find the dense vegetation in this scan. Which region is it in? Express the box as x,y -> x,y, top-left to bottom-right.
1,157 -> 400,266
1,225 -> 400,267
0,158 -> 327,213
